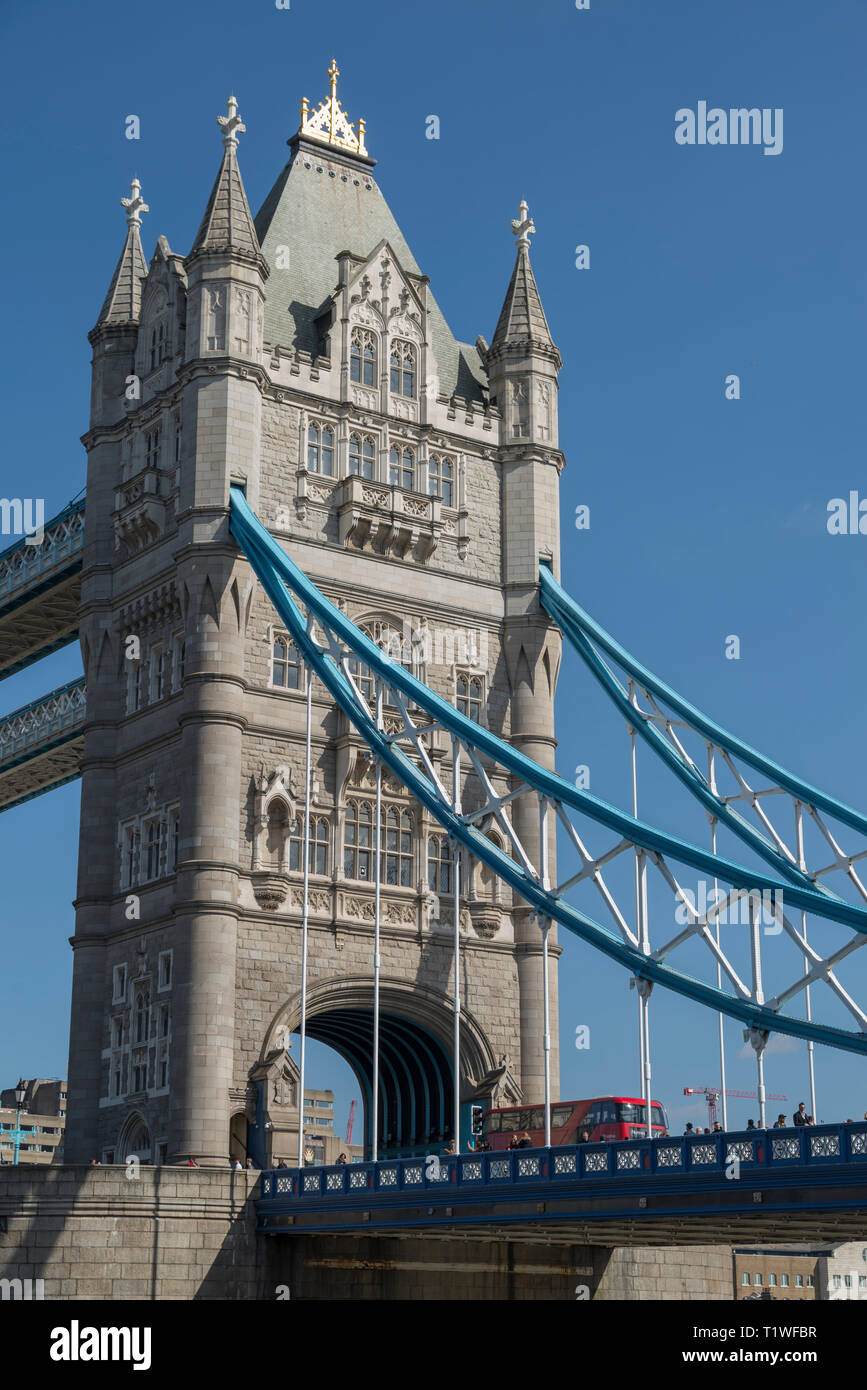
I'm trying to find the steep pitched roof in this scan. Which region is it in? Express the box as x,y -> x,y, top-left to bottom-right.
254,143 -> 486,402
96,223 -> 148,326
190,142 -> 262,260
490,244 -> 556,356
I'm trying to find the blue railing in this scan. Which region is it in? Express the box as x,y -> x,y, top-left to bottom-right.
260,1123 -> 867,1202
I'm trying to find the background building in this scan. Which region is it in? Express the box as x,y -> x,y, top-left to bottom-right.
0,1077 -> 66,1164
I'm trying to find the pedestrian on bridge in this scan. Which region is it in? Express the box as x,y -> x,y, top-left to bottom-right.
793,1102 -> 808,1125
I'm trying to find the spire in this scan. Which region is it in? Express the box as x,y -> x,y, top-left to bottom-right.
189,96 -> 263,263
489,200 -> 559,364
297,58 -> 368,157
95,178 -> 149,325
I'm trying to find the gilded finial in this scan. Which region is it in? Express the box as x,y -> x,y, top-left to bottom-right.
299,58 -> 368,157
121,177 -> 149,227
510,199 -> 535,251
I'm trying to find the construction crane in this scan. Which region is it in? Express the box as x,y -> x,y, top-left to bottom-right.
345,1099 -> 356,1146
683,1086 -> 787,1128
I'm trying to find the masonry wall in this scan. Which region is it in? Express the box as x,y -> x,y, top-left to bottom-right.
0,1167 -> 736,1301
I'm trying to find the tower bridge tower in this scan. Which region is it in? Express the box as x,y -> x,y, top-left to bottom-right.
67,65 -> 565,1166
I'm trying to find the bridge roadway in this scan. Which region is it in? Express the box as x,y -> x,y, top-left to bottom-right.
0,500 -> 84,680
0,677 -> 85,811
256,1122 -> 867,1246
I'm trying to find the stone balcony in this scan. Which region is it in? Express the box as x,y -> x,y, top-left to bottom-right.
336,476 -> 444,562
113,467 -> 171,555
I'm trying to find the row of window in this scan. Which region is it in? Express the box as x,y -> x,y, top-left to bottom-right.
127,634 -> 185,714
740,1272 -> 814,1288
307,423 -> 455,505
112,954 -> 172,1006
264,801 -> 455,893
108,980 -> 171,1099
350,330 -> 416,398
120,810 -> 180,889
272,635 -> 485,724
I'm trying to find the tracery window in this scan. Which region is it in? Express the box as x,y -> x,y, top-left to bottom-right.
349,432 -> 376,479
149,321 -> 168,371
389,341 -> 416,397
145,428 -> 161,470
307,421 -> 335,476
429,453 -> 454,507
350,328 -> 377,387
427,834 -> 453,895
289,816 -> 329,875
272,635 -> 301,690
456,673 -> 484,723
343,802 -> 414,887
389,445 -> 415,491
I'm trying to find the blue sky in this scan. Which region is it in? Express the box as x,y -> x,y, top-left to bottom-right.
1,0 -> 866,1137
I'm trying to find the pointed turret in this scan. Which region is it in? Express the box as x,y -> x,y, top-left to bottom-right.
489,202 -> 560,366
94,178 -> 149,326
188,96 -> 265,267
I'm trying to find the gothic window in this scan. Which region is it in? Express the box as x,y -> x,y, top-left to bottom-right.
207,288 -> 226,351
347,623 -> 410,706
266,800 -> 290,870
113,964 -> 127,1004
389,445 -> 415,491
149,646 -> 165,703
171,634 -> 185,693
349,432 -> 376,479
110,1016 -> 123,1049
427,834 -> 453,895
289,816 -> 329,875
158,1004 -> 170,1038
123,827 -> 138,889
384,806 -> 414,887
131,1052 -> 148,1094
272,636 -> 301,689
174,420 -> 182,464
429,454 -> 454,507
389,341 -> 416,397
456,672 -> 484,723
127,656 -> 143,714
145,428 -> 161,470
112,1063 -> 124,1099
133,988 -> 150,1046
149,320 -> 167,371
144,818 -> 163,881
350,328 -> 377,386
343,801 -> 373,881
158,1044 -> 169,1090
169,810 -> 179,872
158,951 -> 172,990
307,422 -> 335,476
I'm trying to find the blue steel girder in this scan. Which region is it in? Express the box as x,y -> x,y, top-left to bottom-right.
228,490 -> 867,1058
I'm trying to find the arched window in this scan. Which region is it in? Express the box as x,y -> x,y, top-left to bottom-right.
307,422 -> 335,476
134,988 -> 150,1045
384,806 -> 414,887
456,673 -> 484,723
289,816 -> 329,875
389,445 -> 415,491
145,819 -> 162,880
389,341 -> 416,397
272,636 -> 301,690
266,800 -> 290,870
149,321 -> 167,372
349,432 -> 376,479
145,429 -> 161,469
347,622 -> 410,707
427,834 -> 452,894
350,328 -> 377,387
429,454 -> 454,507
344,801 -> 373,880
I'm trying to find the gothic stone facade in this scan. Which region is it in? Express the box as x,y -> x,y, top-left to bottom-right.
67,81 -> 564,1165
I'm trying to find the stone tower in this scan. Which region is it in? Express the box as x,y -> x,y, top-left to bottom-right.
66,66 -> 565,1166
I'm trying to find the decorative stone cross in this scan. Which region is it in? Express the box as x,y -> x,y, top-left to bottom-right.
218,94 -> 246,146
510,199 -> 535,250
120,177 -> 149,227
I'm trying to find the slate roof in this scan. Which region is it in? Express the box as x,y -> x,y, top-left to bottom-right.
490,244 -> 556,356
190,143 -> 262,260
96,224 -> 148,325
254,143 -> 487,402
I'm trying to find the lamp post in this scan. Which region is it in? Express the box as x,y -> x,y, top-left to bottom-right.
14,1078 -> 26,1166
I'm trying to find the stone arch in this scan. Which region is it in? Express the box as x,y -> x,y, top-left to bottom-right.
118,1112 -> 151,1163
260,976 -> 498,1157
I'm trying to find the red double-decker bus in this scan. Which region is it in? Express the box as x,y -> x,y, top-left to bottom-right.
478,1096 -> 669,1150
